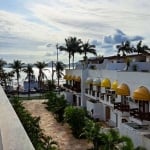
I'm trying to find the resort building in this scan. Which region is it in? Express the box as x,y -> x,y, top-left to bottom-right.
63,54 -> 150,149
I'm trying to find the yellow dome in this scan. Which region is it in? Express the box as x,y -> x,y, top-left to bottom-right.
86,77 -> 93,84
111,80 -> 118,91
63,75 -> 68,80
92,78 -> 101,86
75,76 -> 81,82
67,75 -> 72,80
101,78 -> 111,88
133,86 -> 150,101
117,83 -> 130,96
71,75 -> 76,80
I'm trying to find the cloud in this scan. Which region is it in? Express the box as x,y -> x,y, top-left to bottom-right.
103,29 -> 143,44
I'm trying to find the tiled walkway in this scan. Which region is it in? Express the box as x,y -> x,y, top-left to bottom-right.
23,100 -> 92,150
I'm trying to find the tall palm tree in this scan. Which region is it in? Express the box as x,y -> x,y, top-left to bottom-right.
10,60 -> 24,96
116,41 -> 133,56
81,41 -> 97,61
23,64 -> 34,98
55,61 -> 66,87
0,59 -> 7,70
59,37 -> 82,69
135,40 -> 150,54
34,61 -> 48,91
69,37 -> 82,69
0,59 -> 7,86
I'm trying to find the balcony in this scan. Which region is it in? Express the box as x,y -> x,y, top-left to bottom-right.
114,102 -> 130,112
130,108 -> 150,121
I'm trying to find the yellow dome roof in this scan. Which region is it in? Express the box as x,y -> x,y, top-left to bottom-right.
63,75 -> 68,79
86,77 -> 93,84
71,75 -> 76,80
101,78 -> 111,88
111,80 -> 118,91
67,75 -> 72,80
93,78 -> 101,86
133,86 -> 150,101
117,83 -> 130,96
75,76 -> 81,82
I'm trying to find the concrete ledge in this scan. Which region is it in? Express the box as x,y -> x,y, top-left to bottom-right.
0,86 -> 35,150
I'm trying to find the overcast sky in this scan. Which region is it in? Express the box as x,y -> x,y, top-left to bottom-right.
0,0 -> 150,64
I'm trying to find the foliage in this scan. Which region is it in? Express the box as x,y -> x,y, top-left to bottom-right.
81,119 -> 104,150
11,97 -> 58,150
64,106 -> 86,138
54,61 -> 66,87
9,60 -> 25,96
23,64 -> 34,98
34,61 -> 48,90
100,129 -> 134,150
59,37 -> 82,69
45,92 -> 68,122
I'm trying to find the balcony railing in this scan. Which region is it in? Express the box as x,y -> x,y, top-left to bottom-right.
114,102 -> 130,112
130,108 -> 150,121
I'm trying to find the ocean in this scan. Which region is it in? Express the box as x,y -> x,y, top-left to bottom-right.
4,67 -> 65,87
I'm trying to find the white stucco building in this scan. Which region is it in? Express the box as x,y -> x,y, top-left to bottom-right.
63,54 -> 150,149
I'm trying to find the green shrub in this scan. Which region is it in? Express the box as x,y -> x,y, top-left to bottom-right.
11,97 -> 58,150
45,92 -> 68,122
64,106 -> 86,138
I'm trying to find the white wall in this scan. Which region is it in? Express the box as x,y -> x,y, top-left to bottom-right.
0,86 -> 35,150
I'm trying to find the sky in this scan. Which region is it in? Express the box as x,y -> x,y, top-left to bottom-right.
0,0 -> 150,64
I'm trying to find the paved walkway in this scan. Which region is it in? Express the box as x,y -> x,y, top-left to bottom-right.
23,100 -> 92,150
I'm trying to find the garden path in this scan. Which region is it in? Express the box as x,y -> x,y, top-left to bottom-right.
23,100 -> 92,150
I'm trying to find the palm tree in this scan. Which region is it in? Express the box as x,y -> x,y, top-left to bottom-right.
55,61 -> 66,87
10,60 -> 24,96
0,59 -> 7,70
34,61 -> 48,91
116,41 -> 133,56
23,64 -> 34,98
59,37 -> 82,69
69,37 -> 82,69
135,40 -> 150,54
0,59 -> 7,86
81,41 -> 97,63
101,129 -> 134,150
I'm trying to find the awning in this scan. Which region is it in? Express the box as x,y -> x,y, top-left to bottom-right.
111,80 -> 118,91
63,75 -> 68,80
117,83 -> 130,96
101,78 -> 111,88
133,86 -> 150,101
71,75 -> 76,80
86,77 -> 93,84
92,78 -> 101,86
67,75 -> 72,80
75,76 -> 81,82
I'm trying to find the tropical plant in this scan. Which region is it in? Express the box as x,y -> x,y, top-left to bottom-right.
81,41 -> 97,61
34,61 -> 48,91
134,146 -> 147,150
23,64 -> 34,98
11,97 -> 58,150
59,37 -> 82,69
116,41 -> 133,56
0,59 -> 7,86
64,106 -> 86,138
81,119 -> 104,150
54,61 -> 66,87
45,92 -> 68,122
101,129 -> 134,150
135,40 -> 150,54
10,60 -> 24,96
